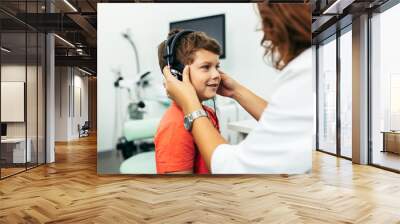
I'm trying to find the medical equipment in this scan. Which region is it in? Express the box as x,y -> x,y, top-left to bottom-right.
122,29 -> 140,74
113,69 -> 151,120
113,68 -> 160,159
113,29 -> 170,160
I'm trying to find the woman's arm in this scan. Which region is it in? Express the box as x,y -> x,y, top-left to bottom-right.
217,71 -> 268,121
191,116 -> 227,170
175,95 -> 226,170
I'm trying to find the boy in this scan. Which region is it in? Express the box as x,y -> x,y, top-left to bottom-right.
155,29 -> 222,174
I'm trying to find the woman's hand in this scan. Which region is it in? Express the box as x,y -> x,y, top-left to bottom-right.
217,70 -> 240,98
162,65 -> 202,114
217,69 -> 268,120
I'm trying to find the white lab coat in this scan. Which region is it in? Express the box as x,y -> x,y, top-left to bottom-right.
211,48 -> 313,174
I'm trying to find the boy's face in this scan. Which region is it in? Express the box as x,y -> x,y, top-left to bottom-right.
189,49 -> 221,101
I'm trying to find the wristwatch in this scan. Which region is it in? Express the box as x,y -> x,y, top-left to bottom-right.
184,109 -> 208,131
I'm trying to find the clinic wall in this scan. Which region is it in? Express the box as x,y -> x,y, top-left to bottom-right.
98,3 -> 280,151
55,67 -> 89,141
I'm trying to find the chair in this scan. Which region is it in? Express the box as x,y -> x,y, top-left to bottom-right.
79,121 -> 90,138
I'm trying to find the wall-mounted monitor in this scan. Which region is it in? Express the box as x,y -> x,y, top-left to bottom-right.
1,82 -> 25,122
170,14 -> 226,59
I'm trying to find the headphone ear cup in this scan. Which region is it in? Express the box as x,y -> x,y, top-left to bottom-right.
177,73 -> 183,81
170,68 -> 183,81
175,63 -> 185,81
175,63 -> 185,74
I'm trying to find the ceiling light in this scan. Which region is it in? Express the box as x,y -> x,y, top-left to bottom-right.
323,0 -> 354,15
63,0 -> 78,12
1,47 -> 11,53
78,67 -> 93,76
54,34 -> 75,48
76,48 -> 85,55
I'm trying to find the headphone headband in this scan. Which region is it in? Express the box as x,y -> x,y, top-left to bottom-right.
163,30 -> 195,80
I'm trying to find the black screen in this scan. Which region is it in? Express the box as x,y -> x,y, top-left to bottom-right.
170,14 -> 226,59
1,123 -> 7,137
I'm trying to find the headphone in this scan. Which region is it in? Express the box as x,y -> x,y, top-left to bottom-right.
163,30 -> 195,81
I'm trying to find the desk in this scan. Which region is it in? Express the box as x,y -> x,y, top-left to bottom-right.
381,131 -> 400,154
1,138 -> 31,163
228,119 -> 257,142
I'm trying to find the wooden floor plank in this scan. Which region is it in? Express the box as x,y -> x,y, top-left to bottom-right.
0,135 -> 399,223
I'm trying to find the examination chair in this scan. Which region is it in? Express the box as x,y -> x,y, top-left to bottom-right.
118,118 -> 160,174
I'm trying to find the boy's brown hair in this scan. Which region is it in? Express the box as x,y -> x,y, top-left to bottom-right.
157,29 -> 221,71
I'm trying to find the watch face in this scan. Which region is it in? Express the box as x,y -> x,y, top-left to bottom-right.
184,117 -> 191,130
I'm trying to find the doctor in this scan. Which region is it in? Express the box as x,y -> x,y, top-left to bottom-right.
162,2 -> 313,174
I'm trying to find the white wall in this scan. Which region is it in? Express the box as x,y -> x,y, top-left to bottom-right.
98,3 -> 280,151
73,73 -> 89,138
55,67 -> 68,141
55,67 -> 89,141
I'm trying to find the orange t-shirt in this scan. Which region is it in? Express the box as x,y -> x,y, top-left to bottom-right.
154,102 -> 219,174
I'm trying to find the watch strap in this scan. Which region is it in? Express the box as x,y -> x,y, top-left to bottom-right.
184,109 -> 208,130
187,109 -> 208,122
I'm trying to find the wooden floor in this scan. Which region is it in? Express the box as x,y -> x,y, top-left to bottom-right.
1,163 -> 45,178
1,167 -> 26,178
373,150 -> 400,171
1,135 -> 400,223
